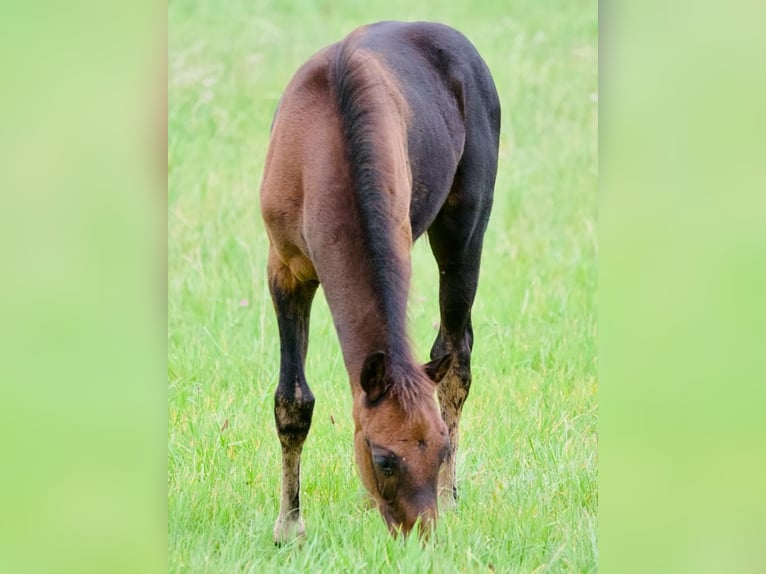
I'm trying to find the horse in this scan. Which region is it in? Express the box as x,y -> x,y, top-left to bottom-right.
260,21 -> 500,543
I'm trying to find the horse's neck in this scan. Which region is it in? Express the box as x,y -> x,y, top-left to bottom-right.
315,239 -> 414,384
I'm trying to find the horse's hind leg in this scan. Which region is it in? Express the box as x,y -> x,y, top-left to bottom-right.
428,157 -> 495,508
267,248 -> 318,544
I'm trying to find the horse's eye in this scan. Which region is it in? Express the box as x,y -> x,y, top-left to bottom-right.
373,453 -> 396,477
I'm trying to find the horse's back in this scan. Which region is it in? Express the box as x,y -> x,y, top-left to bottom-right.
346,22 -> 501,236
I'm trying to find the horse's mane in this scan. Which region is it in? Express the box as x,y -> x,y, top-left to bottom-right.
333,38 -> 431,411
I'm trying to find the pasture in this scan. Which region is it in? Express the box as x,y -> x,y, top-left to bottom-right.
168,0 -> 597,572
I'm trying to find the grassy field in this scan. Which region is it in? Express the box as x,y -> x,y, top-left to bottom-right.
168,1 -> 597,572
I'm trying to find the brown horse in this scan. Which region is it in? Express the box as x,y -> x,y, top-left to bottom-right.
260,21 -> 500,543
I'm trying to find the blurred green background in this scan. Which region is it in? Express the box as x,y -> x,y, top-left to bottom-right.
599,2 -> 766,572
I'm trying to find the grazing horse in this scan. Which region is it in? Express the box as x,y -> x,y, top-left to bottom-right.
260,21 -> 500,543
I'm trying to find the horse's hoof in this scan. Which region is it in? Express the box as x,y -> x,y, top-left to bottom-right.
273,515 -> 306,546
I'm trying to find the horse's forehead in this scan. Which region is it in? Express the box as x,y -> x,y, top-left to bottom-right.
366,402 -> 443,442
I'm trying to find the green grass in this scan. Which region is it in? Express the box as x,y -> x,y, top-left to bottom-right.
169,1 -> 597,572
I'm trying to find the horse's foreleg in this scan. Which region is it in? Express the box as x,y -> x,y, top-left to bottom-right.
427,164 -> 493,508
268,249 -> 318,545
430,262 -> 478,509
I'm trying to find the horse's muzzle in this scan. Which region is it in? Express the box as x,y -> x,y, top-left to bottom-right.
381,496 -> 438,538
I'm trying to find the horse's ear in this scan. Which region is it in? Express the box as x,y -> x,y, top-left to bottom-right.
423,353 -> 452,383
361,351 -> 389,403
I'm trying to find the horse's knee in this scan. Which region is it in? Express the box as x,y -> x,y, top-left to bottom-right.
274,380 -> 315,448
431,325 -> 472,365
448,340 -> 473,386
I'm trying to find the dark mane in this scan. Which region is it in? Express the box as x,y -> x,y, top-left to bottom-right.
332,38 -> 421,394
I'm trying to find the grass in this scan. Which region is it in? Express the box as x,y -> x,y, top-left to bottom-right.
168,0 -> 597,572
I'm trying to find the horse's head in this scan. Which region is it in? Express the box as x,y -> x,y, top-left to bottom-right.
353,350 -> 452,537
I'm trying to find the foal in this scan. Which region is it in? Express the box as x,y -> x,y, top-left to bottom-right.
260,21 -> 500,543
